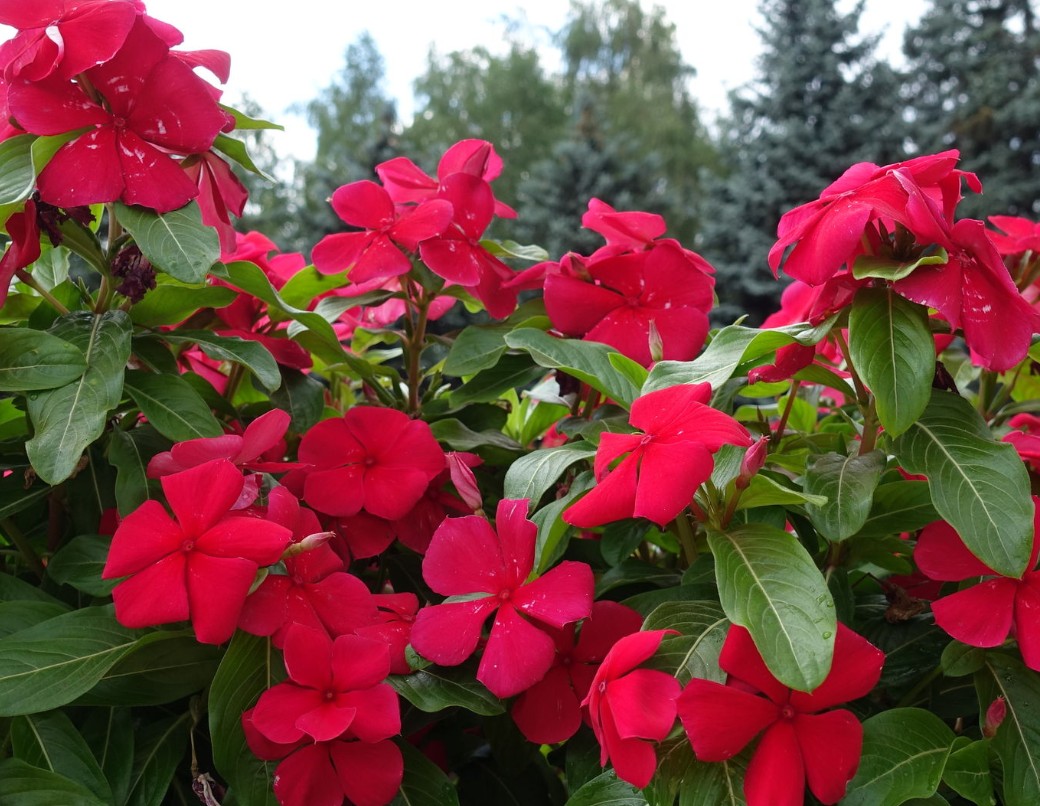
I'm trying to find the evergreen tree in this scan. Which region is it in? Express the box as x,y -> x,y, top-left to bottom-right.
903,0 -> 1040,218
700,0 -> 907,323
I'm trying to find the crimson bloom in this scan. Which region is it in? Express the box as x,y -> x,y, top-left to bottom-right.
290,406 -> 445,520
544,239 -> 715,367
678,624 -> 884,806
410,499 -> 594,698
0,198 -> 41,308
311,179 -> 453,283
8,18 -> 227,211
250,623 -> 400,745
564,383 -> 752,528
914,500 -> 1040,670
512,600 -> 644,745
988,215 -> 1040,256
102,459 -> 291,644
582,629 -> 681,788
1004,414 -> 1040,472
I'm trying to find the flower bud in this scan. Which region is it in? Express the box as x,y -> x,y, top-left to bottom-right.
282,531 -> 334,558
983,695 -> 1006,738
447,451 -> 482,512
736,437 -> 769,490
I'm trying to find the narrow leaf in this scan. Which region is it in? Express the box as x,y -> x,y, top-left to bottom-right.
894,390 -> 1034,577
849,287 -> 934,436
708,523 -> 836,691
804,450 -> 886,541
81,707 -> 135,806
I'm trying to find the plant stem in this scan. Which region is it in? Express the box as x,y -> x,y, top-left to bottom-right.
1,518 -> 45,580
671,513 -> 698,568
405,287 -> 431,415
771,380 -> 801,448
14,269 -> 69,314
859,398 -> 879,455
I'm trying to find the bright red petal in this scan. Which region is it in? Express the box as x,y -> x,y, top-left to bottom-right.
329,181 -> 394,230
185,553 -> 259,644
719,626 -> 790,705
161,459 -> 243,536
103,500 -> 183,578
422,514 -> 506,596
329,739 -> 404,806
678,679 -> 778,761
744,721 -> 806,806
337,684 -> 400,743
572,601 -> 645,663
931,579 -> 1017,648
253,683 -> 325,743
795,710 -> 863,804
512,561 -> 593,629
303,466 -> 365,518
294,699 -> 357,743
563,452 -> 638,528
512,665 -> 582,744
410,597 -> 498,666
130,57 -> 226,153
116,129 -> 200,212
599,705 -> 660,789
915,519 -> 997,580
543,272 -> 624,337
273,745 -> 344,806
597,630 -> 670,682
606,668 -> 679,741
110,552 -> 188,628
494,498 -> 536,588
1015,575 -> 1040,671
36,128 -> 124,208
478,604 -> 557,698
196,517 -> 290,565
791,624 -> 884,712
634,440 -> 713,526
331,634 -> 391,692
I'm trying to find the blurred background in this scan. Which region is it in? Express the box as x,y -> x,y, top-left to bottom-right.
145,0 -> 1040,323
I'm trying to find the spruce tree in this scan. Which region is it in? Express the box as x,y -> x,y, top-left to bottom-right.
700,0 -> 907,323
903,0 -> 1040,218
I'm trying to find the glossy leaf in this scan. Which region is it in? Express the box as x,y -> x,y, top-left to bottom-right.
209,632 -> 280,806
975,652 -> 1040,806
46,534 -> 114,597
0,601 -> 70,639
504,328 -> 640,407
448,353 -> 546,406
852,481 -> 938,539
843,708 -> 955,806
503,442 -> 597,504
894,390 -> 1034,577
124,713 -> 190,806
646,737 -> 747,806
708,523 -> 836,691
390,739 -> 461,806
115,201 -> 219,284
389,665 -> 505,716
0,758 -> 106,806
567,770 -> 648,806
942,738 -> 994,806
0,328 -> 86,391
848,287 -> 934,436
124,369 -> 223,442
108,426 -> 167,516
26,311 -> 132,484
11,710 -> 111,803
129,283 -> 237,327
804,450 -> 886,541
80,707 -> 134,806
0,134 -> 35,206
642,600 -> 729,684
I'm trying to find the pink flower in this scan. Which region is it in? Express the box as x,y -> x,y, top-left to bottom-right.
512,600 -> 644,745
914,500 -> 1040,670
290,407 -> 445,520
582,629 -> 681,788
356,592 -> 421,675
101,459 -> 291,644
1004,414 -> 1040,472
410,499 -> 594,698
678,624 -> 884,806
250,624 -> 400,745
988,215 -> 1040,256
183,151 -> 248,252
0,199 -> 41,309
564,384 -> 752,528
311,180 -> 453,284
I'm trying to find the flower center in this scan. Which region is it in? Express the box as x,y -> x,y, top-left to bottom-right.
780,704 -> 796,720
112,116 -> 127,130
497,588 -> 512,601
323,689 -> 335,701
180,539 -> 195,553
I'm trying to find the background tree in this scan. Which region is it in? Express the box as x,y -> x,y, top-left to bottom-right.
699,0 -> 908,323
903,0 -> 1040,218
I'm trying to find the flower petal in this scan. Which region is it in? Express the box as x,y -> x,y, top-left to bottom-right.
635,440 -> 713,526
1014,574 -> 1040,671
478,604 -> 557,698
512,561 -> 594,629
103,500 -> 183,578
599,704 -> 660,789
329,739 -> 404,806
915,519 -> 997,580
606,668 -> 679,741
410,597 -> 498,666
718,626 -> 790,705
162,459 -> 243,536
185,553 -> 261,644
111,553 -> 189,629
337,684 -> 400,743
331,634 -> 391,692
931,578 -> 1018,648
678,678 -> 778,761
252,683 -> 326,745
790,624 -> 884,712
512,665 -> 582,744
795,710 -> 863,804
744,721 -> 806,806
272,745 -> 344,806
422,514 -> 506,596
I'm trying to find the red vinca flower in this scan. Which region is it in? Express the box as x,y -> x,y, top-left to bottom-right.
544,239 -> 715,367
311,179 -> 453,284
102,459 -> 291,644
914,499 -> 1040,670
564,383 -> 752,528
582,629 -> 681,788
988,215 -> 1040,256
355,592 -> 421,675
291,406 -> 445,520
250,623 -> 400,745
8,18 -> 227,211
1004,414 -> 1040,473
0,198 -> 41,309
512,600 -> 644,745
678,624 -> 884,806
410,498 -> 594,698
237,487 -> 377,648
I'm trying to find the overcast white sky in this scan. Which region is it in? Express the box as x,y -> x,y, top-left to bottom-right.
61,1 -> 931,161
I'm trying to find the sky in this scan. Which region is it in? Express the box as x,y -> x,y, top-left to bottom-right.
119,1 -> 926,161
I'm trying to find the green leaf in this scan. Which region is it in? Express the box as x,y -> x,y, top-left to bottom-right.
391,739 -> 460,806
129,283 -> 237,327
0,605 -> 154,716
0,758 -> 106,806
212,132 -> 273,178
389,665 -> 505,716
0,328 -> 86,391
429,418 -> 523,452
848,287 -> 934,436
0,134 -> 36,206
124,712 -> 190,806
0,473 -> 52,521
533,471 -> 594,573
479,238 -> 549,262
108,426 -> 168,516
804,450 -> 886,541
943,739 -> 995,806
644,317 -> 836,393
46,534 -> 114,597
608,352 -> 650,390
77,632 -> 222,706
26,311 -> 132,484
442,302 -> 550,377
503,442 -> 597,504
852,249 -> 949,282
894,390 -> 1034,577
940,641 -> 987,678
975,652 -> 1040,806
842,708 -> 955,806
0,601 -> 70,639
161,331 -> 281,392
642,601 -> 729,684
449,354 -> 547,407
567,769 -> 648,806
708,523 -> 836,691
645,738 -> 747,806
504,328 -> 639,407
80,707 -> 134,806
270,368 -> 325,432
114,201 -> 219,284
853,481 -> 938,538
736,471 -> 827,510
209,632 -> 279,806
11,710 -> 111,803
124,369 -> 223,441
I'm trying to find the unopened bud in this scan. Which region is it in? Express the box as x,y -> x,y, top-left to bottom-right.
282,531 -> 334,558
983,696 -> 1006,738
736,437 -> 769,490
447,451 -> 482,512
648,319 -> 664,364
